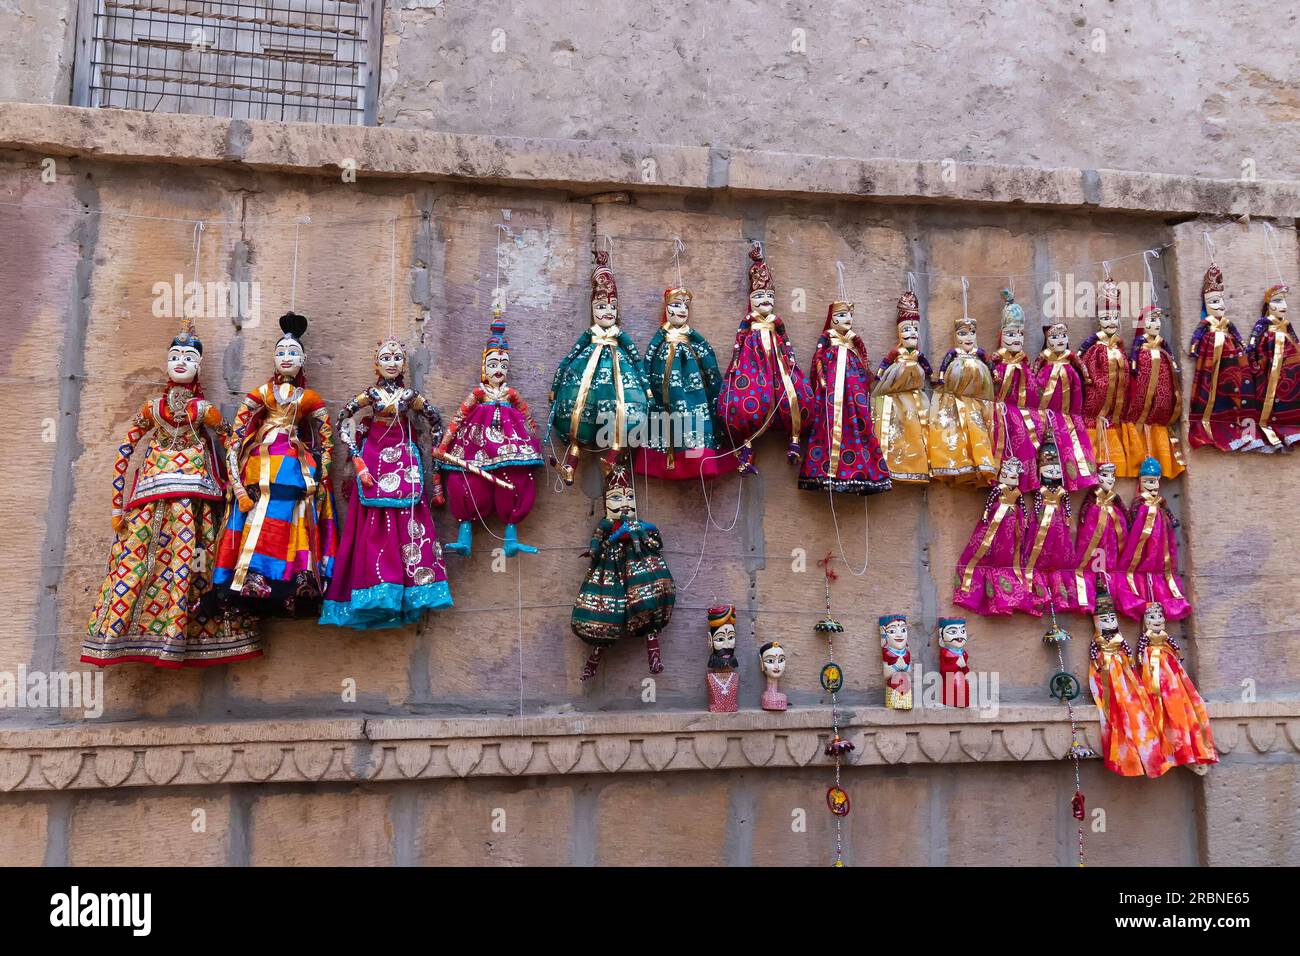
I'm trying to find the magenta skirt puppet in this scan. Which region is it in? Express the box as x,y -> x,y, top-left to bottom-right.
1071,494 -> 1127,612
320,422 -> 451,629
991,358 -> 1042,493
1113,498 -> 1191,621
1023,492 -> 1087,614
953,488 -> 1037,616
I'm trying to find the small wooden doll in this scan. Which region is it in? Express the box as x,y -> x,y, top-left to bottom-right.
928,311 -> 996,484
1034,315 -> 1099,492
759,641 -> 789,712
85,321 -> 260,667
872,290 -> 932,483
1188,264 -> 1261,451
1137,602 -> 1217,772
320,335 -> 452,629
636,287 -> 733,480
573,454 -> 676,680
1071,462 -> 1128,613
1248,283 -> 1300,450
1113,457 -> 1191,622
990,290 -> 1043,492
937,618 -> 971,708
1088,583 -> 1171,778
799,300 -> 891,494
214,312 -> 338,617
1023,441 -> 1086,615
439,312 -> 544,556
952,456 -> 1036,616
705,605 -> 740,713
879,614 -> 913,710
1079,277 -> 1136,474
1121,305 -> 1186,477
548,251 -> 652,484
717,245 -> 812,474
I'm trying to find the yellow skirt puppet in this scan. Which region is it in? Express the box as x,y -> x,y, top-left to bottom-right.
928,316 -> 996,485
872,290 -> 931,483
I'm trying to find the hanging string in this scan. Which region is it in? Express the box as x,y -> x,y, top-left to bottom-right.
495,223 -> 511,310
1101,259 -> 1112,282
190,220 -> 205,294
387,215 -> 398,337
906,271 -> 918,295
672,237 -> 685,289
835,260 -> 847,301
961,276 -> 971,319
1202,232 -> 1217,267
1262,222 -> 1287,285
1142,249 -> 1161,307
289,218 -> 307,311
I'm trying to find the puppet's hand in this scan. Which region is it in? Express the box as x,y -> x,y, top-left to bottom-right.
112,514 -> 126,535
236,490 -> 255,513
353,457 -> 375,489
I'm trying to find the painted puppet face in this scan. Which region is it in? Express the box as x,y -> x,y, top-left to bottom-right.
484,349 -> 510,387
939,622 -> 968,650
898,320 -> 920,347
274,338 -> 305,378
1204,291 -> 1226,319
592,299 -> 618,329
760,644 -> 787,679
710,622 -> 737,653
665,299 -> 690,327
750,288 -> 776,316
604,484 -> 636,521
1040,460 -> 1063,484
1098,311 -> 1120,335
1143,603 -> 1166,632
830,307 -> 854,335
1098,466 -> 1117,493
1140,474 -> 1161,494
1046,324 -> 1070,352
998,457 -> 1022,486
376,343 -> 406,381
956,325 -> 977,349
1001,325 -> 1025,351
881,619 -> 909,652
167,345 -> 201,385
1269,295 -> 1289,319
1095,608 -> 1119,633
1143,313 -> 1163,339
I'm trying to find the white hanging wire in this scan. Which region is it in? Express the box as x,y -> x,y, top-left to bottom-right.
1142,248 -> 1161,307
289,218 -> 307,311
835,260 -> 847,301
387,215 -> 398,337
495,223 -> 510,310
906,270 -> 918,294
1202,232 -> 1217,267
190,220 -> 205,293
672,237 -> 685,289
1262,222 -> 1288,285
1101,259 -> 1112,282
961,275 -> 971,319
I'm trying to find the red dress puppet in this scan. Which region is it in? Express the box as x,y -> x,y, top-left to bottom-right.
1113,457 -> 1191,622
1121,305 -> 1185,477
1034,318 -> 1098,492
1248,283 -> 1300,450
1071,462 -> 1127,614
717,245 -> 812,474
937,618 -> 971,708
1187,264 -> 1261,451
952,456 -> 1037,616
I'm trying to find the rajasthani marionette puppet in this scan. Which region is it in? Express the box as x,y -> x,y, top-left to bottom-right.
872,289 -> 932,483
1071,462 -> 1128,613
572,454 -> 676,680
549,251 -> 651,484
1122,305 -> 1186,477
717,245 -> 812,474
705,605 -> 740,713
214,313 -> 338,616
1079,277 -> 1136,474
1088,582 -> 1170,778
952,456 -> 1036,616
636,287 -> 732,480
991,290 -> 1043,492
1188,264 -> 1260,451
319,336 -> 452,629
879,615 -> 913,710
1023,441 -> 1086,615
1035,314 -> 1098,492
439,312 -> 544,557
1248,283 -> 1300,449
937,618 -> 971,708
1114,456 -> 1191,622
1137,602 -> 1217,772
799,300 -> 891,494
928,309 -> 996,484
85,322 -> 260,667
759,641 -> 788,711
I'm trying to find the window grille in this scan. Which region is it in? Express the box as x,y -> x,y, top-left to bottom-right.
72,1 -> 383,125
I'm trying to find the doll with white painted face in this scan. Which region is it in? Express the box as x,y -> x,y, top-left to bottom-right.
1023,441 -> 1086,615
872,290 -> 932,483
759,641 -> 789,711
1113,456 -> 1191,622
1034,315 -> 1099,492
879,614 -> 913,709
1136,602 -> 1217,771
1121,305 -> 1185,476
991,290 -> 1043,492
1071,461 -> 1128,613
86,321 -> 260,667
1080,277 -> 1138,475
1188,264 -> 1260,451
928,311 -> 996,484
319,335 -> 452,629
705,605 -> 740,712
214,312 -> 338,617
952,456 -> 1036,616
937,618 -> 971,708
1248,283 -> 1300,449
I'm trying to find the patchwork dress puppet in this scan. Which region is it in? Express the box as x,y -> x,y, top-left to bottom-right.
214,312 -> 338,616
85,322 -> 260,667
319,336 -> 452,629
439,313 -> 544,557
990,291 -> 1043,492
1113,456 -> 1191,622
798,300 -> 892,495
952,456 -> 1036,616
927,310 -> 996,484
1248,283 -> 1300,450
1088,582 -> 1170,778
937,618 -> 971,708
1071,462 -> 1128,613
1079,277 -> 1136,474
1034,314 -> 1098,492
549,251 -> 651,484
1187,264 -> 1260,451
572,455 -> 676,681
871,290 -> 932,483
879,615 -> 914,710
1023,441 -> 1086,615
1137,602 -> 1217,772
717,245 -> 812,474
1121,305 -> 1186,477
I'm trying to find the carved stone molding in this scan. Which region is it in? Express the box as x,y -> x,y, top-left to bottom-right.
1,702 -> 1296,793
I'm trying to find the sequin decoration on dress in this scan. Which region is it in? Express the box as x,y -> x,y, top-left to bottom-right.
990,290 -> 1043,493
1034,316 -> 1098,492
1247,283 -> 1300,450
871,289 -> 932,483
927,308 -> 996,485
1120,305 -> 1186,477
1070,463 -> 1128,614
1112,457 -> 1191,622
1079,276 -> 1141,476
1187,264 -> 1262,451
952,457 -> 1037,616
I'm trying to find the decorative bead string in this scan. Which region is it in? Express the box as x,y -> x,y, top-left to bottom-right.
1044,601 -> 1088,868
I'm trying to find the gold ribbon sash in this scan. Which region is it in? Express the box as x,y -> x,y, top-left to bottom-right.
750,315 -> 803,440
1074,495 -> 1117,605
1125,492 -> 1182,600
1136,341 -> 1162,425
1099,335 -> 1125,420
1199,318 -> 1228,434
1260,319 -> 1290,435
997,352 -> 1030,407
566,327 -> 626,464
1024,489 -> 1063,589
827,330 -> 855,475
660,325 -> 692,468
959,489 -> 1022,592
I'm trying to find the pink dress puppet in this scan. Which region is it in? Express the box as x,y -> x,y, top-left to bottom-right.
1070,462 -> 1128,614
1023,441 -> 1087,615
1034,316 -> 1099,492
717,245 -> 813,474
439,313 -> 544,557
798,300 -> 892,495
1113,456 -> 1191,622
937,618 -> 971,708
952,456 -> 1037,616
990,290 -> 1043,493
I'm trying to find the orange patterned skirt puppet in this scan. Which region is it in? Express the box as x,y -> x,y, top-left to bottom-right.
1137,603 -> 1217,771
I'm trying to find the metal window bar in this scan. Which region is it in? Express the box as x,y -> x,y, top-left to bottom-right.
73,0 -> 381,124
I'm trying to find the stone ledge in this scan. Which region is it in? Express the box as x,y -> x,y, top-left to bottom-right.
0,701 -> 1295,792
0,102 -> 1297,218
